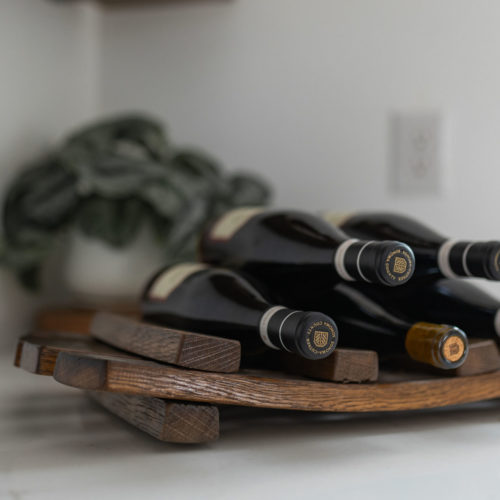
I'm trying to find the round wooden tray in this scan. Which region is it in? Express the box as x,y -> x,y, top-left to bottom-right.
50,350 -> 500,413
16,327 -> 500,444
21,313 -> 500,413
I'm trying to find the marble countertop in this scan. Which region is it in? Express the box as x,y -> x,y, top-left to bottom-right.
2,354 -> 500,500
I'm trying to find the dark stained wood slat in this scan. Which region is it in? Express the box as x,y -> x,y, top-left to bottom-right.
384,338 -> 500,378
90,312 -> 241,373
14,334 -> 219,444
37,306 -> 378,383
16,331 -> 133,376
277,348 -> 378,383
36,307 -> 140,335
53,350 -> 500,413
37,308 -> 373,381
88,392 -> 219,443
15,329 -> 377,383
453,338 -> 500,376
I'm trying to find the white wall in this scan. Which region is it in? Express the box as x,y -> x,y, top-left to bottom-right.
0,0 -> 100,351
99,0 -> 500,241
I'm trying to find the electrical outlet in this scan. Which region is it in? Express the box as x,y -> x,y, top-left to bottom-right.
391,112 -> 444,195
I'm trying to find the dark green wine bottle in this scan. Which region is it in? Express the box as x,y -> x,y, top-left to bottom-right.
322,211 -> 500,281
351,278 -> 500,343
302,283 -> 468,369
141,263 -> 338,360
199,208 -> 415,293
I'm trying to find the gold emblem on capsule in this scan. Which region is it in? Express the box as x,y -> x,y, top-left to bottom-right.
313,330 -> 329,348
392,256 -> 408,274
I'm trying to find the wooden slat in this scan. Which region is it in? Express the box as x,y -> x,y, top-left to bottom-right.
384,338 -> 500,377
37,308 -> 374,381
16,331 -> 132,376
88,392 -> 219,443
14,334 -> 219,443
90,312 -> 241,373
36,307 -> 139,335
53,349 -> 500,413
277,348 -> 378,383
453,338 -> 500,376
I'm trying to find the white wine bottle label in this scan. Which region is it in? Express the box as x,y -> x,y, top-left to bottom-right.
333,238 -> 359,281
209,207 -> 266,241
148,263 -> 208,300
321,211 -> 353,227
437,239 -> 460,279
258,306 -> 285,350
495,309 -> 500,337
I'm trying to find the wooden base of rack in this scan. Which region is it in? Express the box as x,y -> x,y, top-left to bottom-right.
15,309 -> 500,444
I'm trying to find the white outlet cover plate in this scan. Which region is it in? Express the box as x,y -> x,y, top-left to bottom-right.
390,112 -> 445,195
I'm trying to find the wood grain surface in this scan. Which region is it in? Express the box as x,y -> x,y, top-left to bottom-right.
454,338 -> 500,376
88,392 -> 219,443
15,331 -> 132,376
16,329 -> 378,384
277,348 -> 378,383
36,307 -> 139,335
36,307 -> 372,381
53,349 -> 500,413
90,312 -> 241,373
14,333 -> 219,443
34,307 -> 378,382
385,338 -> 500,377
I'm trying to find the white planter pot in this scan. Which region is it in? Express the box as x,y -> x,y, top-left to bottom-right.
61,225 -> 168,306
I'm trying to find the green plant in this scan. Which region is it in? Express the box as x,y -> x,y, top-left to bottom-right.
0,114 -> 271,289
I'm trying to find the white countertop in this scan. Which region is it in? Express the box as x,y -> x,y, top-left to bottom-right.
2,354 -> 500,500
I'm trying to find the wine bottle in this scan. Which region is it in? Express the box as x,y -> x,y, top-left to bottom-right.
357,278 -> 500,343
305,283 -> 468,369
322,211 -> 500,280
141,263 -> 338,360
198,207 -> 415,292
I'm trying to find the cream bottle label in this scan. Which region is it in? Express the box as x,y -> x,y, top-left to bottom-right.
209,207 -> 266,241
148,263 -> 208,300
321,211 -> 353,227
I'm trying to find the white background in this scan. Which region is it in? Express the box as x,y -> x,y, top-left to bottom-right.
0,0 -> 99,353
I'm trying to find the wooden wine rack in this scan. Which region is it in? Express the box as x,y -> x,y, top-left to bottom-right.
13,309 -> 500,444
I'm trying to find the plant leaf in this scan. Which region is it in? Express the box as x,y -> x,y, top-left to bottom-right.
77,197 -> 145,247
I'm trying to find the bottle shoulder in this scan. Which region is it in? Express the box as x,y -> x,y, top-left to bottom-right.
144,265 -> 271,312
202,208 -> 348,249
342,212 -> 446,248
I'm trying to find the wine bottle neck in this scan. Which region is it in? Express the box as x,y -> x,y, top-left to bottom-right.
333,238 -> 359,282
405,322 -> 468,369
333,239 -> 414,286
438,239 -> 500,280
259,306 -> 338,359
258,306 -> 291,351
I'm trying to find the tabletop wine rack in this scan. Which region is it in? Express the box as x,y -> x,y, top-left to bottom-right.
14,308 -> 500,444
